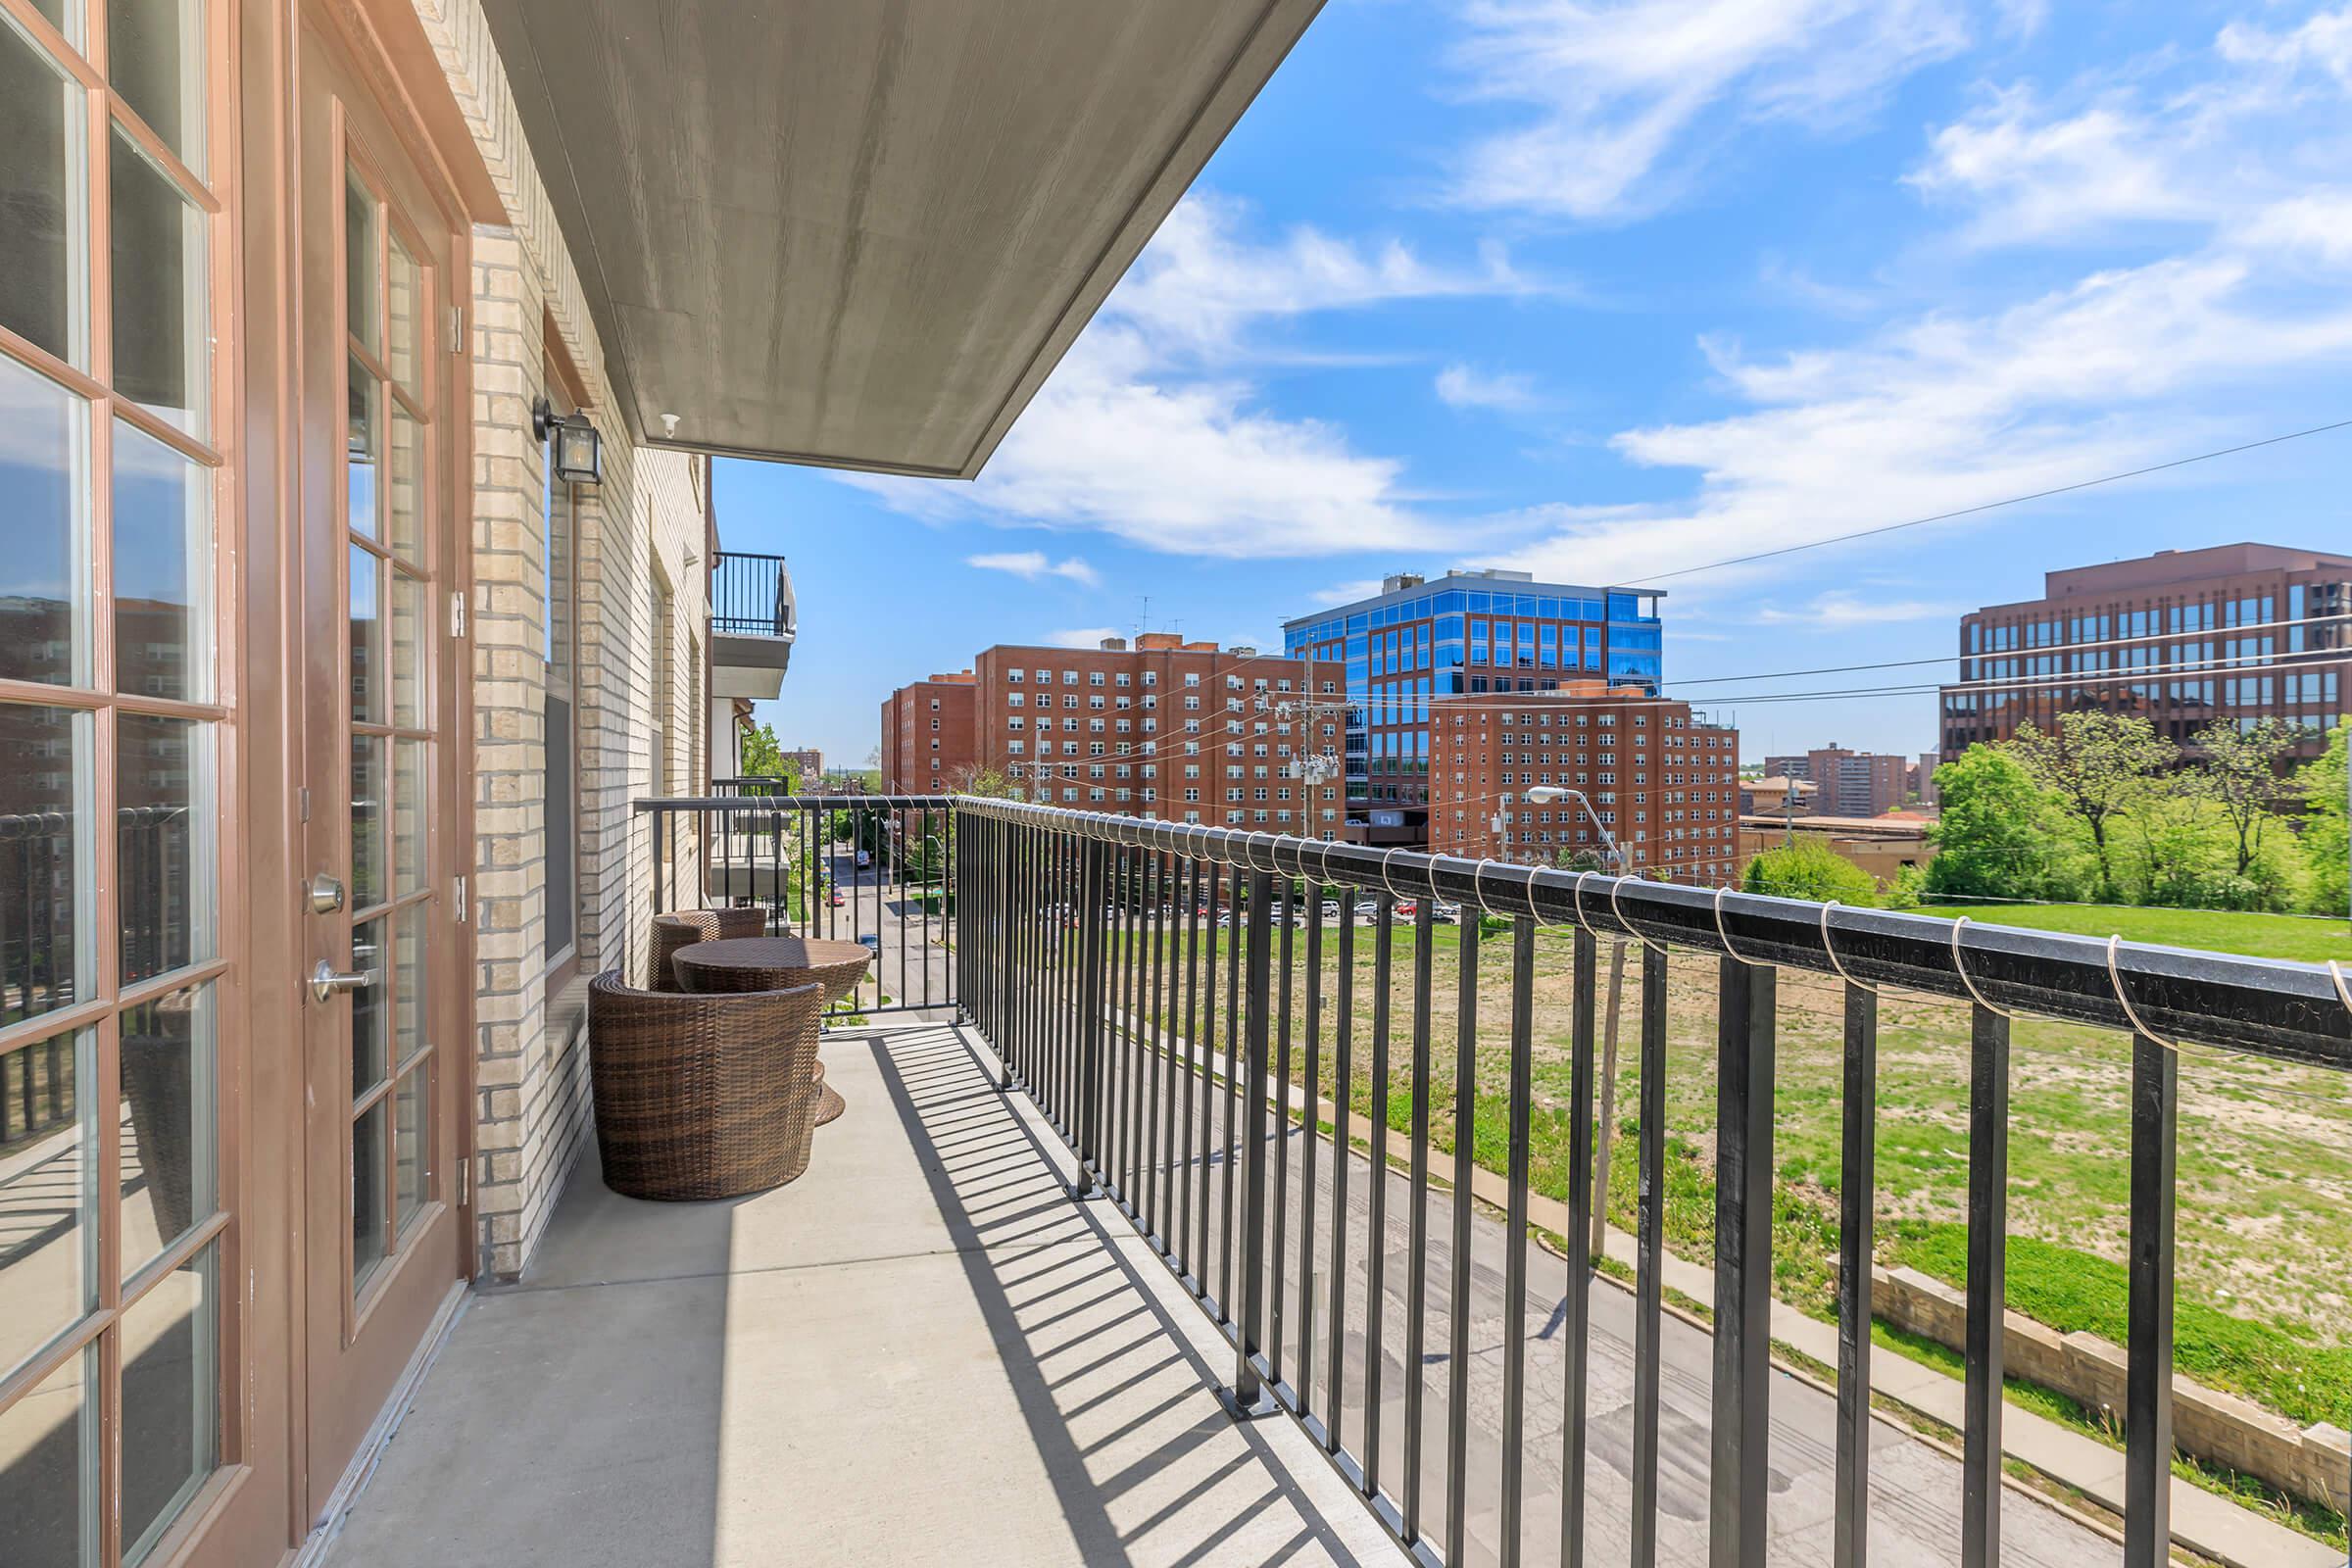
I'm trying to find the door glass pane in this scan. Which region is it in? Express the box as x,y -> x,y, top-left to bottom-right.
118,980 -> 215,1272
391,899 -> 425,1068
112,418 -> 209,702
386,404 -> 421,564
0,703 -> 89,1027
390,738 -> 424,895
0,1346 -> 90,1568
110,126 -> 205,435
119,1243 -> 217,1568
107,0 -> 204,175
0,18 -> 84,366
118,712 -> 212,985
389,568 -> 424,730
393,1064 -> 426,1233
351,1099 -> 386,1288
349,733 -> 383,910
344,171 -> 376,353
348,543 -> 380,722
348,915 -> 385,1096
385,234 -> 418,393
0,1027 -> 90,1380
345,358 -> 377,540
0,355 -> 85,687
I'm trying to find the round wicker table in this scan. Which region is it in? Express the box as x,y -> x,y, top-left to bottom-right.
672,937 -> 872,1125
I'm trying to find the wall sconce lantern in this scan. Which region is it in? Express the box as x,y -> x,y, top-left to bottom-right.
533,397 -> 603,484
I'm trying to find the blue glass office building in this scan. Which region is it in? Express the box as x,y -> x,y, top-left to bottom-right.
1282,569 -> 1665,838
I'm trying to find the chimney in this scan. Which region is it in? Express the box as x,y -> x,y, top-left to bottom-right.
1099,636 -> 1128,651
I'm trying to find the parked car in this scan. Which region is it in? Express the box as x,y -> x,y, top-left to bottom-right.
829,891 -> 847,907
857,931 -> 880,950
1430,902 -> 1461,924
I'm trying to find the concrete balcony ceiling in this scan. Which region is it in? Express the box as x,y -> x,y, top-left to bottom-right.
482,0 -> 1326,475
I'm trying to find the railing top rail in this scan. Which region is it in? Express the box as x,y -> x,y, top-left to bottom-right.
949,794 -> 2352,1069
635,794 -> 956,811
711,550 -> 789,566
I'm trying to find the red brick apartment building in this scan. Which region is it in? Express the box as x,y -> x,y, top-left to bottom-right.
1428,686 -> 1741,882
1940,543 -> 2352,761
884,635 -> 1348,833
880,672 -> 977,792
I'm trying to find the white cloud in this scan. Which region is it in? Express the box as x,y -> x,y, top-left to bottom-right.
1447,0 -> 1969,219
1490,247 -> 2352,593
2218,7 -> 2352,89
1905,13 -> 2352,249
1436,363 -> 1543,411
1907,87 -> 2213,243
1754,592 -> 1967,626
1113,195 -> 1530,360
1312,578 -> 1388,606
846,192 -> 1526,559
1048,627 -> 1122,650
965,551 -> 1101,587
2242,191 -> 2352,265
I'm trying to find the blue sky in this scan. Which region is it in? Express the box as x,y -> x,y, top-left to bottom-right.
715,0 -> 2352,769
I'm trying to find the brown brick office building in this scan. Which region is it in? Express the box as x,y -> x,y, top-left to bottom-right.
1940,543 -> 2352,761
885,635 -> 1345,833
1426,685 -> 1741,882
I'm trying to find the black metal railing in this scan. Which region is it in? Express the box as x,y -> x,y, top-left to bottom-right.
710,551 -> 792,640
637,794 -> 956,1018
948,797 -> 2352,1568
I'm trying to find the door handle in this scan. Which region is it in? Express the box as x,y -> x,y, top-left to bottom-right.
311,960 -> 376,1004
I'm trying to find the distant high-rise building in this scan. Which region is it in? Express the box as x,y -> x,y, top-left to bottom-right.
1913,752 -> 1942,808
1425,682 -> 1739,880
1283,568 -> 1667,846
1763,745 -> 1910,818
1939,543 -> 2352,761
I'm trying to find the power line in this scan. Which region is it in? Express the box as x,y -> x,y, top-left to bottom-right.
1667,611 -> 2352,689
1620,417 -> 2352,587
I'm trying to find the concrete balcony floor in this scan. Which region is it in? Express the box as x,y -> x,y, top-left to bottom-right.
321,1023 -> 1397,1568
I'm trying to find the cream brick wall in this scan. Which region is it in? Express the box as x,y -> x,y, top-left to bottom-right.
414,0 -> 709,1279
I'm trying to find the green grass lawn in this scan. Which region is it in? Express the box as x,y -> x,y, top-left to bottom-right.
1918,902 -> 2351,964
1108,903 -> 2352,1368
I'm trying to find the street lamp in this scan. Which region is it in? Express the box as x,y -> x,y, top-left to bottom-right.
1523,785 -> 1629,875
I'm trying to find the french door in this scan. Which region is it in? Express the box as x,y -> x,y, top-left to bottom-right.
292,5 -> 468,1518
0,0 -> 277,1561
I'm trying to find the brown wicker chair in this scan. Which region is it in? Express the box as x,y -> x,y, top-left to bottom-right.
588,970 -> 825,1200
648,906 -> 766,991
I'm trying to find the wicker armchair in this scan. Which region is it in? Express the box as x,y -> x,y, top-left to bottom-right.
588,970 -> 825,1200
648,906 -> 766,990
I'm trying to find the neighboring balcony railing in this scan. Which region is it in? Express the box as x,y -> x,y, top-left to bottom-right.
632,791 -> 2352,1566
710,551 -> 793,640
637,793 -> 956,1020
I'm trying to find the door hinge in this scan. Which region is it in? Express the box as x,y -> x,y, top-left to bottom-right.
453,874 -> 467,924
458,1156 -> 470,1208
450,590 -> 467,639
448,304 -> 466,355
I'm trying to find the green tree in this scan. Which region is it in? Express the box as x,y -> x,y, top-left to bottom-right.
2008,713 -> 2178,901
2297,718 -> 2349,918
738,721 -> 795,792
1741,839 -> 1879,905
1926,745 -> 2060,899
2191,717 -> 2300,877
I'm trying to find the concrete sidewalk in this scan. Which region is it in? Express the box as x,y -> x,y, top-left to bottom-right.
321,1023 -> 1399,1568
